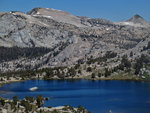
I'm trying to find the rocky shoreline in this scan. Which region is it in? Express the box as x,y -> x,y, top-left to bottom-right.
0,96 -> 89,113
0,74 -> 148,88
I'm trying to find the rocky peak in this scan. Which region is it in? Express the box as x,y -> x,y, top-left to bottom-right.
133,14 -> 143,18
26,7 -> 41,15
128,14 -> 149,24
26,7 -> 84,27
27,7 -> 69,16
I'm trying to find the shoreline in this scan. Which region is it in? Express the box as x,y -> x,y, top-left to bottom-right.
0,75 -> 149,88
0,96 -> 89,113
0,75 -> 150,87
0,77 -> 40,87
0,79 -> 26,87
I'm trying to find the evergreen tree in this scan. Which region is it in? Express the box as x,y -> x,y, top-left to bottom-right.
36,95 -> 44,108
130,51 -> 133,57
91,73 -> 95,79
87,67 -> 92,72
13,96 -> 18,105
121,55 -> 131,68
147,41 -> 150,49
104,68 -> 111,77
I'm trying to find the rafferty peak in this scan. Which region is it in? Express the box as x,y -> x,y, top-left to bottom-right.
27,7 -> 84,27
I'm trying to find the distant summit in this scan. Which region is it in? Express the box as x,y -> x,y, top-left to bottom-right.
129,14 -> 143,20
27,7 -> 68,15
117,14 -> 150,27
27,7 -> 83,27
127,14 -> 149,25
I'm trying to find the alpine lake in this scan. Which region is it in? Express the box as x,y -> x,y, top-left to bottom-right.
0,79 -> 150,113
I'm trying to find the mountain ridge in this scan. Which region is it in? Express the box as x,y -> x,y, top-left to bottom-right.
0,8 -> 150,73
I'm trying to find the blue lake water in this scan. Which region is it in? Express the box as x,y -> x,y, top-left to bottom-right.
0,79 -> 150,113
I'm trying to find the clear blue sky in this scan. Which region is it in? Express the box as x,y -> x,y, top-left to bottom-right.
0,0 -> 149,22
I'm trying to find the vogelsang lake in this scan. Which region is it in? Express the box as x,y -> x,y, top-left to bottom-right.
0,79 -> 150,113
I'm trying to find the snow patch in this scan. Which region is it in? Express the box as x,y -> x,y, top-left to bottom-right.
12,13 -> 17,15
106,28 -> 110,31
51,8 -> 62,11
117,22 -> 144,27
121,22 -> 134,25
42,15 -> 53,18
37,12 -> 40,15
9,12 -> 17,15
39,21 -> 49,27
33,15 -> 53,19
